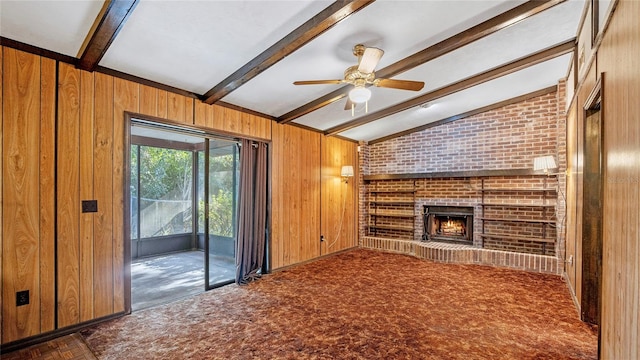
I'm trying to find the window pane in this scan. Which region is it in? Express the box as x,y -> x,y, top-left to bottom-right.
197,152 -> 205,234
139,146 -> 193,238
209,149 -> 236,237
130,145 -> 139,240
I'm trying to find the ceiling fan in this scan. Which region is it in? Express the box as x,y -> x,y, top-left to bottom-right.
294,44 -> 425,113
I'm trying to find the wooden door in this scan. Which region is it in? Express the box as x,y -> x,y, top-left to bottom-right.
581,103 -> 603,325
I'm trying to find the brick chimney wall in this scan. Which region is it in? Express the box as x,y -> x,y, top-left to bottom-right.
362,82 -> 567,257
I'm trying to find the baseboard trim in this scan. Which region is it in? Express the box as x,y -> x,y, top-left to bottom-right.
0,312 -> 125,355
563,271 -> 582,317
269,246 -> 358,273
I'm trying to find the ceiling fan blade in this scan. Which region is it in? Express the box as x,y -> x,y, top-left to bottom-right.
357,47 -> 384,74
293,80 -> 343,85
375,78 -> 425,91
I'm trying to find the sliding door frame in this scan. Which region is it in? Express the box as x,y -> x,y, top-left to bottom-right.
123,112 -> 270,313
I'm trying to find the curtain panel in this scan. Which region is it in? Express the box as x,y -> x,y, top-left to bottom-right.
235,139 -> 268,284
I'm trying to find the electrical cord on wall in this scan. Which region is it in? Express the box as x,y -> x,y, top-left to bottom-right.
328,184 -> 350,250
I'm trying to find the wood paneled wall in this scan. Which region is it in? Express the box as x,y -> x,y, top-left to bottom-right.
1,48 -> 56,343
567,0 -> 639,357
194,102 -> 271,141
596,0 -> 639,357
2,45 -> 358,345
270,123 -> 321,269
320,137 -> 358,255
564,101 -> 580,305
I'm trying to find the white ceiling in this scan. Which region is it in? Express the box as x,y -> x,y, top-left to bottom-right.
0,0 -> 586,142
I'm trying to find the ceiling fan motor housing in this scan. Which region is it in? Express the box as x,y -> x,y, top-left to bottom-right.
344,66 -> 376,85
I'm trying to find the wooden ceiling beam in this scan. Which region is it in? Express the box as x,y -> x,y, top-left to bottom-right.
202,0 -> 375,105
277,0 -> 565,124
367,85 -> 558,145
77,0 -> 139,72
324,39 -> 575,136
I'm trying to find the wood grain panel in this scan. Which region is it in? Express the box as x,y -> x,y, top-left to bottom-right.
270,124 -> 320,269
321,137 -> 358,256
210,105 -> 224,130
113,78 -> 138,313
0,46 -> 3,342
139,85 -> 158,117
39,57 -> 56,333
79,70 -> 95,322
574,62 -> 597,310
93,72 -> 114,318
564,101 -> 578,301
222,106 -> 240,134
194,101 -> 208,128
157,90 -> 168,119
166,92 -> 185,123
596,0 -> 640,357
2,48 -> 41,343
57,62 -> 81,328
184,97 -> 194,125
193,101 -> 272,140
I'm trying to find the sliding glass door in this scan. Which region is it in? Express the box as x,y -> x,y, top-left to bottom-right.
129,120 -> 239,309
200,139 -> 239,289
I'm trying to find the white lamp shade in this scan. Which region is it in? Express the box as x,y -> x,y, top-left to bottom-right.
533,155 -> 557,173
341,165 -> 354,177
348,86 -> 371,103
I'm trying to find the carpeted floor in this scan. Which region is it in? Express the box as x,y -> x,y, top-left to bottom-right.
80,249 -> 597,359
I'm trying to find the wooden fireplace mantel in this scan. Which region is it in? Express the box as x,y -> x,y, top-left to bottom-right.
363,168 -> 553,181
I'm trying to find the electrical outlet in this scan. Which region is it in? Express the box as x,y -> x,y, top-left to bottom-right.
16,290 -> 29,306
82,200 -> 98,213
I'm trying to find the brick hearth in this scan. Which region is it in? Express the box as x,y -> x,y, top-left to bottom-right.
361,236 -> 561,275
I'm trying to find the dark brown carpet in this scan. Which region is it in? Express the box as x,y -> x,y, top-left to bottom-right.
81,249 -> 597,359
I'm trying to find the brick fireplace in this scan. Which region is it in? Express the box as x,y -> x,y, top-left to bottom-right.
358,84 -> 566,273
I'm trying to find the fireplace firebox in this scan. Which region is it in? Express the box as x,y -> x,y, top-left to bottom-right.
423,206 -> 474,244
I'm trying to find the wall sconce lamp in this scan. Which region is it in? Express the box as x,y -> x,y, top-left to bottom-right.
533,155 -> 558,175
341,165 -> 354,183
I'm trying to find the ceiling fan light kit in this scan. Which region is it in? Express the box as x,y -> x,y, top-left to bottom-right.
348,86 -> 371,103
294,44 -> 425,115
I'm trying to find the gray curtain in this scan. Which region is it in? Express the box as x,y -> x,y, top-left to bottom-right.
235,139 -> 267,285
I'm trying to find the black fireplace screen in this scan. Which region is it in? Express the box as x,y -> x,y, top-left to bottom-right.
423,206 -> 474,243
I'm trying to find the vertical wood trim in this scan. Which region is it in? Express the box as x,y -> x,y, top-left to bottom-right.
565,102 -> 579,300
2,48 -> 41,343
581,105 -> 603,324
39,57 -> 56,333
79,70 -> 95,322
56,62 -> 81,328
93,72 -> 114,317
0,45 -> 4,342
289,126 -> 299,264
112,78 -> 138,313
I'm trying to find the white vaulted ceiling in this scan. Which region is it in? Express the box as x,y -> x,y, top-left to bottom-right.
0,0 -> 586,142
